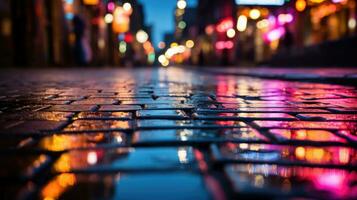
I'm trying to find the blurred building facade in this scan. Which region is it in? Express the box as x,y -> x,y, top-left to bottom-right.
158,0 -> 357,67
0,0 -> 154,67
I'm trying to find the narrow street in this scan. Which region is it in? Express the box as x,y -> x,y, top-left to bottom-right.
0,67 -> 356,199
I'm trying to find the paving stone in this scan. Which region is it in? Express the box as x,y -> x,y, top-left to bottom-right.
38,172 -> 211,200
253,121 -> 357,130
46,105 -> 97,112
1,67 -> 357,199
136,120 -> 247,129
212,143 -> 356,167
197,108 -> 330,113
269,129 -> 347,143
99,105 -> 142,112
33,132 -> 127,151
0,154 -> 52,179
0,120 -> 69,134
76,112 -> 132,120
136,110 -> 188,119
225,164 -> 357,199
195,113 -> 296,121
297,113 -> 357,121
63,120 -> 132,132
71,98 -> 117,105
52,147 -> 195,173
133,128 -> 268,145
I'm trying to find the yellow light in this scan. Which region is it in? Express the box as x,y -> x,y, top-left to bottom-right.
104,13 -> 113,24
237,15 -> 248,32
136,30 -> 149,43
256,19 -> 269,29
296,0 -> 307,12
249,9 -> 261,20
177,0 -> 187,10
185,40 -> 194,48
226,28 -> 236,38
309,0 -> 325,3
170,42 -> 178,48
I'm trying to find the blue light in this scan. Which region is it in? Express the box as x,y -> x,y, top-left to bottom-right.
65,13 -> 74,20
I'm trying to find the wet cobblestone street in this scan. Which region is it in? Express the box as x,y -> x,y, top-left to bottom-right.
0,67 -> 356,200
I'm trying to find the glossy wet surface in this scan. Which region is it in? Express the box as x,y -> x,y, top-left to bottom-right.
0,67 -> 356,200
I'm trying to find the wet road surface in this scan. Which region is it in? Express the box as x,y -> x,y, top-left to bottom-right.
0,67 -> 356,200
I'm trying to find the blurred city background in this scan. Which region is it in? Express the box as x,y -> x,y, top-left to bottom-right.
0,0 -> 356,67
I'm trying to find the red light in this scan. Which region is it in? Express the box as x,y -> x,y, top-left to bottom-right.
124,33 -> 134,43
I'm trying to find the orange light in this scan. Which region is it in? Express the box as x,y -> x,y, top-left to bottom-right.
296,0 -> 307,12
295,147 -> 306,160
112,7 -> 130,33
83,0 -> 99,5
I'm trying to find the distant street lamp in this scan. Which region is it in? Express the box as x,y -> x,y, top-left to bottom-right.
177,0 -> 187,10
136,30 -> 149,43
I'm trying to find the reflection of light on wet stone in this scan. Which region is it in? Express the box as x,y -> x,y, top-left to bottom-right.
87,151 -> 98,165
178,129 -> 193,141
254,175 -> 264,188
115,135 -> 123,143
178,147 -> 189,164
239,143 -> 249,149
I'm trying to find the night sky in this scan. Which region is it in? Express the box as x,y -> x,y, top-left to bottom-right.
139,0 -> 197,46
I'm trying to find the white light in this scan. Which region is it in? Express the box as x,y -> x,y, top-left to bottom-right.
87,151 -> 98,165
227,28 -> 236,38
136,30 -> 149,43
123,2 -> 132,11
158,55 -> 167,63
249,9 -> 261,20
177,0 -> 187,9
178,148 -> 189,164
237,15 -> 248,32
348,18 -> 356,30
104,13 -> 113,24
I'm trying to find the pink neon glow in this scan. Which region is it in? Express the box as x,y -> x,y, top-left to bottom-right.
313,172 -> 352,197
107,2 -> 115,12
215,41 -> 234,50
266,27 -> 285,42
